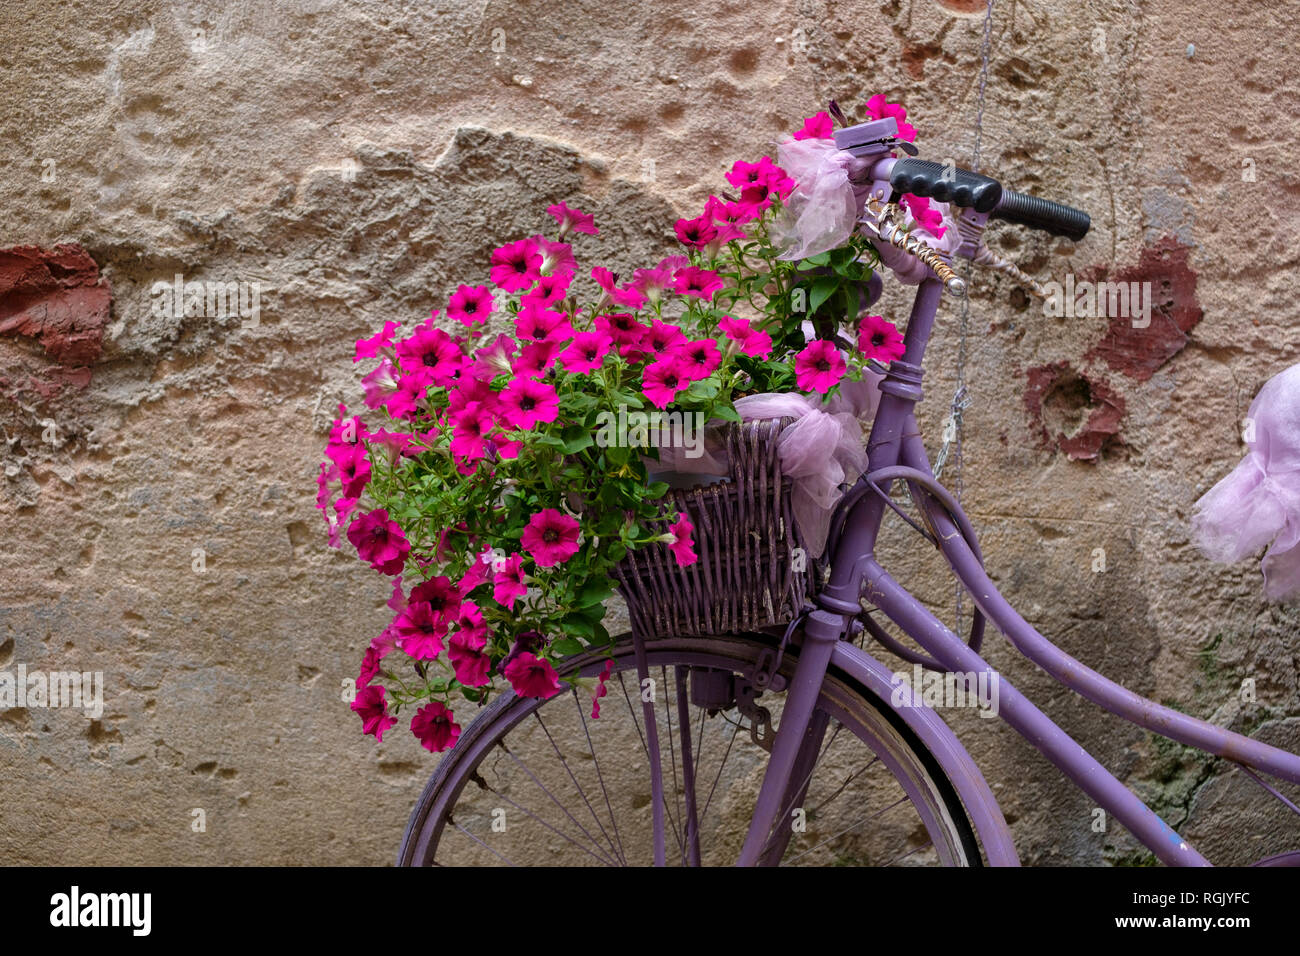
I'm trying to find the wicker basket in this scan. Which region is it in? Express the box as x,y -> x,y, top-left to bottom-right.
612,418 -> 816,639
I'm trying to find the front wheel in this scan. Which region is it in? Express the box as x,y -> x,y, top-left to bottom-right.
398,631 -> 982,866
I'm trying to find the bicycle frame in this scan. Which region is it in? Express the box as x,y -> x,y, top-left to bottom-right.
736,275 -> 1300,867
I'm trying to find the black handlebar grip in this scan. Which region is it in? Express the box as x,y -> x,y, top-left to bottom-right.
990,190 -> 1091,241
888,158 -> 1003,214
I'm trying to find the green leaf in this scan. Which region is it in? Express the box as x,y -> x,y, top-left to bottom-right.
551,636 -> 585,656
561,424 -> 594,454
799,252 -> 831,268
713,404 -> 741,422
809,277 -> 838,314
560,614 -> 595,639
576,579 -> 614,608
645,481 -> 670,498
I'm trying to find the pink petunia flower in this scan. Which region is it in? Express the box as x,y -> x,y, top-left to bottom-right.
673,266 -> 725,300
493,553 -> 528,609
358,645 -> 383,687
708,193 -> 760,227
347,508 -> 410,575
503,651 -> 563,699
673,338 -> 721,383
490,238 -> 543,292
794,339 -> 847,394
558,331 -> 613,375
532,236 -> 577,279
642,359 -> 690,409
472,334 -> 517,380
674,215 -> 718,249
513,340 -> 561,378
547,200 -> 599,238
369,427 -> 420,464
448,401 -> 496,461
666,515 -> 698,567
515,303 -> 574,344
351,685 -> 397,741
725,156 -> 794,209
864,94 -> 917,142
900,193 -> 948,239
499,378 -> 560,431
383,373 -> 428,420
643,320 -> 688,359
447,284 -> 495,326
489,431 -> 523,460
458,554 -> 492,596
594,312 -> 646,348
354,320 -> 401,362
591,658 -> 614,718
361,358 -> 398,410
396,325 -> 465,386
408,575 -> 464,620
392,601 -> 448,660
521,508 -> 582,567
520,272 -> 572,309
410,701 -> 461,753
793,111 -> 834,141
857,314 -> 906,364
630,264 -> 677,304
316,462 -> 345,547
718,315 -> 773,359
452,601 -> 490,649
448,632 -> 492,687
333,442 -> 372,498
591,267 -> 648,310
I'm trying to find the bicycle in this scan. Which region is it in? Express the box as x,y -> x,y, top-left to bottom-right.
396,116 -> 1300,867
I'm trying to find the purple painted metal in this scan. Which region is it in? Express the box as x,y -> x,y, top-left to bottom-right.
633,632 -> 667,867
736,609 -> 843,865
901,438 -> 1300,787
737,250 -> 1300,865
675,665 -> 702,866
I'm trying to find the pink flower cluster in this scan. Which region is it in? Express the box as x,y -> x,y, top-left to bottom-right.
327,94 -> 919,756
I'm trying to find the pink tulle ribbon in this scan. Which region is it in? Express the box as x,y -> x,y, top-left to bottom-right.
1193,362 -> 1300,601
769,138 -> 860,262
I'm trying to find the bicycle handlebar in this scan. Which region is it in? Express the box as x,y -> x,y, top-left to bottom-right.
887,158 -> 1003,214
887,157 -> 1090,241
989,189 -> 1091,241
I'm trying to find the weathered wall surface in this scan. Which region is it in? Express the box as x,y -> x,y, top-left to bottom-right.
1,0 -> 1297,865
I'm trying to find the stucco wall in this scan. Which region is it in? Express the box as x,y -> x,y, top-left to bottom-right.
1,0 -> 1297,865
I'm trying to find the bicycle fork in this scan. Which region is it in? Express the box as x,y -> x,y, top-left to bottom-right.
736,609 -> 849,866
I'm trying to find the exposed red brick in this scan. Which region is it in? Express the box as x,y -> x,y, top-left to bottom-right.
1024,361 -> 1126,462
0,243 -> 110,371
1085,236 -> 1201,382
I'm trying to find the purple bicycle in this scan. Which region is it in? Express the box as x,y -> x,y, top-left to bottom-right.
397,118 -> 1300,867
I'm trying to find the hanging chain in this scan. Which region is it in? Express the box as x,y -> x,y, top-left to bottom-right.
941,0 -> 995,638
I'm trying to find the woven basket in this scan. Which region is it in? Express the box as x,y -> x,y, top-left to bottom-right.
612,418 -> 816,639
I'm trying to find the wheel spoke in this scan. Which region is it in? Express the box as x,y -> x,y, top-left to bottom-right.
448,819 -> 519,867
783,794 -> 911,865
575,689 -> 629,867
500,734 -> 620,867
700,711 -> 742,825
